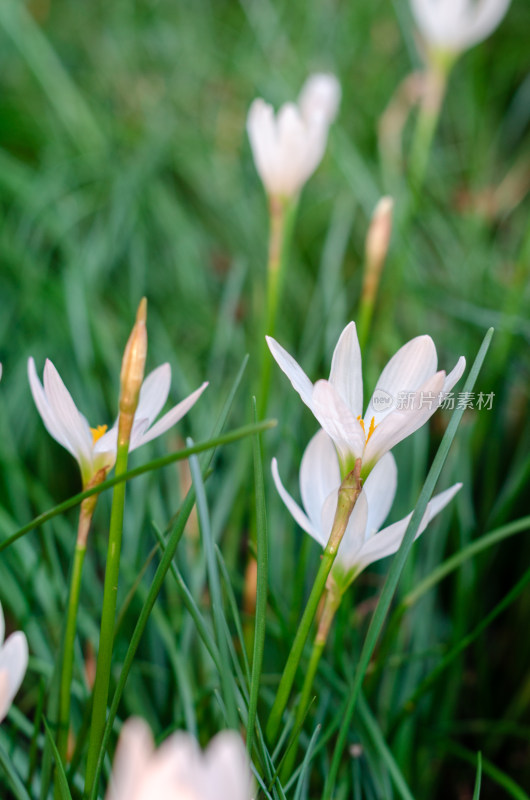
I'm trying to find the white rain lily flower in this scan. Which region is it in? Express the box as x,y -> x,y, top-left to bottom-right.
106,718 -> 254,800
0,601 -> 28,723
410,0 -> 511,54
267,322 -> 465,476
28,358 -> 208,487
273,429 -> 461,583
247,73 -> 341,199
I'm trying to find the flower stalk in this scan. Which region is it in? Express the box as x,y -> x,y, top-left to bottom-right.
357,197 -> 394,351
408,60 -> 451,191
258,196 -> 297,419
266,459 -> 362,743
281,582 -> 342,778
84,299 -> 147,795
56,468 -> 107,768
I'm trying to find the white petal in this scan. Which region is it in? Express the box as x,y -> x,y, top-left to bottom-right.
355,482 -> 462,570
247,99 -> 278,194
266,336 -> 314,407
364,371 -> 446,464
443,355 -> 466,394
272,458 -> 325,546
275,102 -> 310,196
93,424 -> 118,455
366,335 -> 438,426
28,358 -> 79,459
134,364 -> 171,425
312,380 -> 365,463
362,452 -> 398,537
130,382 -> 208,450
298,73 -> 341,125
300,430 -> 341,532
462,0 -> 511,48
106,718 -> 154,800
328,322 -> 363,417
0,603 -> 4,647
42,359 -> 93,467
203,731 -> 253,800
0,631 -> 28,722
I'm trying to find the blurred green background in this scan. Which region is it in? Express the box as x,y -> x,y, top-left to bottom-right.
0,0 -> 529,797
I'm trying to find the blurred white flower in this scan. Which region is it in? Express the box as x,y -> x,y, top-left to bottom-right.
267,322 -> 465,475
0,601 -> 28,723
410,0 -> 511,54
273,429 -> 461,582
247,73 -> 341,199
106,718 -> 254,800
28,358 -> 208,487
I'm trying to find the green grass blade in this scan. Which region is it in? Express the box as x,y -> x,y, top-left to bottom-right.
247,397 -> 269,757
293,723 -> 321,800
358,692 -> 416,800
447,742 -> 529,800
392,561 -> 530,730
188,445 -> 239,728
400,515 -> 530,611
42,719 -> 73,800
0,740 -> 32,800
473,753 -> 483,800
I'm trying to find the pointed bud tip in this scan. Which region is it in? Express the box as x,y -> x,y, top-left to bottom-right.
136,297 -> 147,323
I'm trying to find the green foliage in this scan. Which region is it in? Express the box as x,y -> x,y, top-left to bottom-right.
0,0 -> 528,798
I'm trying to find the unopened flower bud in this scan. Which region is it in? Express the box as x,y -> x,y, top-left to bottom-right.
118,298 -> 147,444
365,196 -> 394,275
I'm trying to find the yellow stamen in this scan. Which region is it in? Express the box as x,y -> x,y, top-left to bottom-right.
90,425 -> 108,445
357,415 -> 377,444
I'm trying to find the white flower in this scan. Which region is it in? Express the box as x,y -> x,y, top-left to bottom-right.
0,601 -> 28,723
273,429 -> 462,582
410,0 -> 511,54
28,358 -> 208,486
247,73 -> 341,199
106,718 -> 254,800
267,322 -> 465,476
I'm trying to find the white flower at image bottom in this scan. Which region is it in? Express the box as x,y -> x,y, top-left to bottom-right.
267,321 -> 465,476
28,358 -> 208,486
106,718 -> 254,800
0,601 -> 28,723
247,73 -> 341,199
273,429 -> 461,585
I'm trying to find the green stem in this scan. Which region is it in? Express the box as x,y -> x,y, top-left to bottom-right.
281,586 -> 342,779
56,542 -> 86,768
266,461 -> 362,743
408,60 -> 451,192
84,442 -> 130,794
56,480 -> 103,772
258,196 -> 297,420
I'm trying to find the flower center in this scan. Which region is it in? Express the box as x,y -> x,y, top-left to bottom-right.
90,425 -> 108,444
357,415 -> 377,444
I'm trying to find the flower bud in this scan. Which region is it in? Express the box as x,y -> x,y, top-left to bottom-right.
365,196 -> 393,278
118,298 -> 147,444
